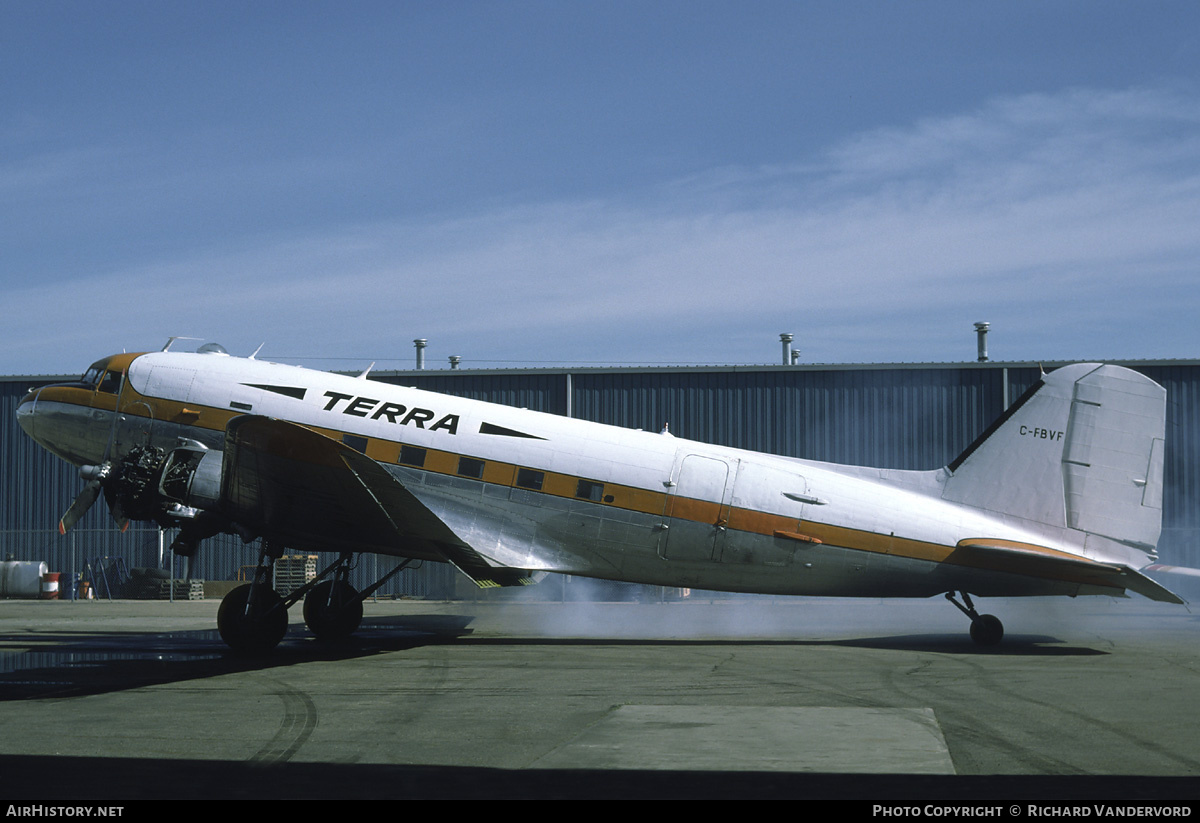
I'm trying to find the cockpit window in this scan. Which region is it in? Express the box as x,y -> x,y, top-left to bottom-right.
98,370 -> 123,394
81,364 -> 104,387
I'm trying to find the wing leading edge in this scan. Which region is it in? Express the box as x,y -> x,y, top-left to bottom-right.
222,416 -> 538,587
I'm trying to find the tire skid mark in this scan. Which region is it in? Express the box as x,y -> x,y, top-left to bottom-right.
885,654 -> 1094,774
249,680 -> 318,764
886,651 -> 1200,775
962,652 -> 1200,773
711,645 -> 925,711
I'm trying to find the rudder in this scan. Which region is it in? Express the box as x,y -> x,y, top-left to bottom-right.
942,364 -> 1166,554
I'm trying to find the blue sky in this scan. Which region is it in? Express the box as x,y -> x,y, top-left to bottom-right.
2,1 -> 1199,375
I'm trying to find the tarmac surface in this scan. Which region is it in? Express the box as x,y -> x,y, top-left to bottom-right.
1,593 -> 1198,799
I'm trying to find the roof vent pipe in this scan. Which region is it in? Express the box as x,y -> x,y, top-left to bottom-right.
974,322 -> 990,362
449,355 -> 461,370
780,333 -> 794,366
414,338 -> 427,370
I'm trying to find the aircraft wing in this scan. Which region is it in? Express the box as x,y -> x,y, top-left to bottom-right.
953,539 -> 1185,604
221,416 -> 538,587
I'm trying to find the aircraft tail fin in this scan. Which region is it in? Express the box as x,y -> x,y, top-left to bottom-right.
941,364 -> 1166,558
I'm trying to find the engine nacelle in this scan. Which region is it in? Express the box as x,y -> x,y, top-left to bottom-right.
158,446 -> 224,510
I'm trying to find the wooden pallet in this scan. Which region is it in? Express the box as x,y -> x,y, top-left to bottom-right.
148,579 -> 205,600
273,555 -> 317,595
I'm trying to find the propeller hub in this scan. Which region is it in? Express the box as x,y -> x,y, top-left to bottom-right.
79,463 -> 112,483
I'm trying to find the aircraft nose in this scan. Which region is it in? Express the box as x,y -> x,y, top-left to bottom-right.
15,387 -> 40,440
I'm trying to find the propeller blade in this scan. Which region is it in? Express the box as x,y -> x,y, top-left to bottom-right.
102,485 -> 130,532
59,480 -> 101,534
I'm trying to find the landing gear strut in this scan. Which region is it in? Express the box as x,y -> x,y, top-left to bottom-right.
297,553 -> 417,640
218,541 -> 289,653
302,553 -> 363,640
215,545 -> 419,652
946,591 -> 1004,647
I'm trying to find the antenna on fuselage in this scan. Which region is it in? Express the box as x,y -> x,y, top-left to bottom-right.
357,362 -> 375,379
162,336 -> 201,352
249,342 -> 265,360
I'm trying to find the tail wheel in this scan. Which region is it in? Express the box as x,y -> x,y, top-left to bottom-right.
303,580 -> 363,640
218,584 -> 288,653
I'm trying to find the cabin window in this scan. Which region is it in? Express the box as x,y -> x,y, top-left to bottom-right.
399,445 -> 427,467
576,479 -> 604,502
457,457 -> 485,479
342,434 -> 368,454
516,468 -> 544,490
81,365 -> 104,387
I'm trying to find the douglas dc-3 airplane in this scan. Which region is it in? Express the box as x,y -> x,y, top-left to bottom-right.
15,342 -> 1183,651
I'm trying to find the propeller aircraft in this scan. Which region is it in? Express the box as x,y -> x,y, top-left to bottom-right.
15,342 -> 1182,651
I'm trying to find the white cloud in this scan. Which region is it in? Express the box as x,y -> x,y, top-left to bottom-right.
4,85 -> 1200,374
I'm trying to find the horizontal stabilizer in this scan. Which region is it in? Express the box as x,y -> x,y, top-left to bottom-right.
954,539 -> 1184,604
1123,566 -> 1187,604
954,538 -> 1124,587
1144,563 -> 1200,579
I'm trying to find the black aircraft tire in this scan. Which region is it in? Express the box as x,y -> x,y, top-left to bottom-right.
969,614 -> 1004,647
217,584 -> 288,653
303,580 -> 363,640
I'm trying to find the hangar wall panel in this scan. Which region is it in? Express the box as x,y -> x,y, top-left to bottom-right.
3,360 -> 1198,596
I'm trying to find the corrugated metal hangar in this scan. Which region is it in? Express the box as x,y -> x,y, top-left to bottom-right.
2,356 -> 1197,598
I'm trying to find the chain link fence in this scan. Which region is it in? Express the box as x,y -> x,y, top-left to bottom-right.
0,527 -> 456,600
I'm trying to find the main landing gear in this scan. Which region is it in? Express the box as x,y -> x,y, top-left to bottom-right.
218,541 -> 289,654
945,591 -> 1004,647
215,543 -> 416,653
